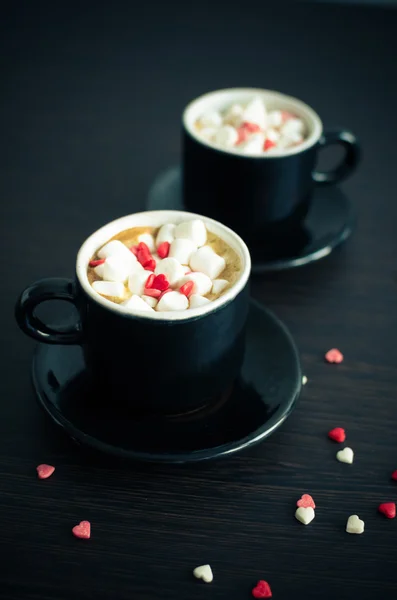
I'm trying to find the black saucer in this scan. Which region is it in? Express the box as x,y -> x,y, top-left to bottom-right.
147,166 -> 355,273
32,301 -> 301,463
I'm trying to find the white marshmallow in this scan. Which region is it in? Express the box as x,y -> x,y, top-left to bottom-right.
141,295 -> 158,309
123,294 -> 154,312
240,133 -> 266,155
214,125 -> 239,148
278,132 -> 304,149
92,280 -> 125,299
102,254 -> 131,283
242,97 -> 267,129
169,238 -> 196,265
199,110 -> 222,129
212,279 -> 228,295
174,220 -> 207,247
223,103 -> 244,127
190,246 -> 226,279
128,270 -> 152,296
266,128 -> 281,143
281,118 -> 305,137
267,110 -> 283,128
155,257 -> 186,285
137,233 -> 155,252
199,127 -> 217,141
189,294 -> 211,309
156,223 -> 176,247
156,291 -> 188,312
94,264 -> 105,278
97,240 -> 136,266
178,272 -> 212,296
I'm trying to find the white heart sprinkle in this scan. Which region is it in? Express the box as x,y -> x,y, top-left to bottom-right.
295,506 -> 315,525
302,375 -> 308,385
346,514 -> 364,534
193,564 -> 213,583
336,447 -> 354,464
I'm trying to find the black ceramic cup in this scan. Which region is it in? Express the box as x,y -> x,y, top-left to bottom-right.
182,88 -> 360,244
15,210 -> 251,415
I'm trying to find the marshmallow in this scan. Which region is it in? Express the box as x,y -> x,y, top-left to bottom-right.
190,246 -> 226,279
155,257 -> 186,285
137,233 -> 155,252
141,294 -> 158,309
92,281 -> 125,299
199,127 -> 217,141
212,279 -> 228,295
266,128 -> 281,143
156,291 -> 188,312
98,240 -> 136,266
281,118 -> 305,137
240,133 -> 266,155
174,219 -> 207,247
223,103 -> 244,127
179,272 -> 212,296
123,294 -> 154,312
169,238 -> 196,265
278,132 -> 303,149
242,97 -> 267,129
189,294 -> 211,308
102,254 -> 131,283
128,270 -> 152,295
214,125 -> 239,148
267,110 -> 283,128
156,223 -> 176,247
94,264 -> 105,278
199,110 -> 222,129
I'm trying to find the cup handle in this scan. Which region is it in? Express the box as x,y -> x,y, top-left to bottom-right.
15,277 -> 83,344
312,130 -> 360,185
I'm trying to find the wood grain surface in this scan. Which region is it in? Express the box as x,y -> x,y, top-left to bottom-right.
1,2 -> 397,599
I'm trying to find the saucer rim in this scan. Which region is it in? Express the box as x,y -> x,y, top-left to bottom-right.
31,300 -> 301,463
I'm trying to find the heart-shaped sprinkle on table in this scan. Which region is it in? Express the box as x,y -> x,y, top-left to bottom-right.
378,502 -> 396,519
336,447 -> 354,464
325,348 -> 344,363
36,464 -> 55,479
328,427 -> 346,443
346,515 -> 364,534
193,564 -> 213,583
72,521 -> 91,539
297,494 -> 316,509
295,506 -> 315,525
252,580 -> 272,598
391,470 -> 397,481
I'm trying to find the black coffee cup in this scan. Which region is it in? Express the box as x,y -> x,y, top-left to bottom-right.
15,210 -> 251,415
182,88 -> 360,244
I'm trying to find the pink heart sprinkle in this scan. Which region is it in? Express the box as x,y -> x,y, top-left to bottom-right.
72,521 -> 91,539
297,494 -> 316,509
325,348 -> 344,364
36,464 -> 55,480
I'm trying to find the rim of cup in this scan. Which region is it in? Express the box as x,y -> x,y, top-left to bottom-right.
183,87 -> 323,158
76,210 -> 251,321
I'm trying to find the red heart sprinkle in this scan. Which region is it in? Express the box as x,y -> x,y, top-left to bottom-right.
328,427 -> 346,443
325,348 -> 344,363
130,245 -> 139,256
152,274 -> 169,291
72,520 -> 91,539
297,494 -> 316,509
391,470 -> 397,481
252,580 -> 272,598
144,258 -> 156,271
88,259 -> 105,268
378,503 -> 396,519
145,273 -> 155,289
236,126 -> 249,145
264,139 -> 276,151
36,464 -> 55,479
159,288 -> 172,300
143,288 -> 161,298
242,121 -> 261,133
157,241 -> 170,259
180,281 -> 194,297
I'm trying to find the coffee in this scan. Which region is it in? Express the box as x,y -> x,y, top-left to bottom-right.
87,218 -> 241,313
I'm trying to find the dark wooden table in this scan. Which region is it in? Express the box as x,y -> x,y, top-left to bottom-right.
1,2 -> 397,598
